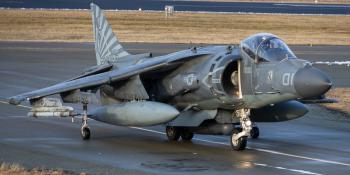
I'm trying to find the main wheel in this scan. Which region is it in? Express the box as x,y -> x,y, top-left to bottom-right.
166,126 -> 180,141
230,129 -> 247,151
250,126 -> 259,139
81,127 -> 91,140
181,130 -> 194,141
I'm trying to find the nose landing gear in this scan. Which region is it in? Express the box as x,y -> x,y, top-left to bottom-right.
230,109 -> 252,151
231,128 -> 247,151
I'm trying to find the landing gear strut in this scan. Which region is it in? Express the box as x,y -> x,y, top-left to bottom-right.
230,109 -> 252,151
81,102 -> 90,140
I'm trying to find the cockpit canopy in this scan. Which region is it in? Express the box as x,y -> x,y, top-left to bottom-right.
240,33 -> 296,62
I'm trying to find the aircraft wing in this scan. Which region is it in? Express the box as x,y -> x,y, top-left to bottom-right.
8,52 -> 209,105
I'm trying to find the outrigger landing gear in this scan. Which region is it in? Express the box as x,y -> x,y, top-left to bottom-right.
81,102 -> 90,140
230,109 -> 252,151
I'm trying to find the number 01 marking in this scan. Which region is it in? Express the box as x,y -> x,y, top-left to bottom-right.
282,73 -> 294,86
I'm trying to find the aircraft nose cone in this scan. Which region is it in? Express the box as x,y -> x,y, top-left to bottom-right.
294,66 -> 332,98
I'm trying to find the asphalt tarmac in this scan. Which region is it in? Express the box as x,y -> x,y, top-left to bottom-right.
0,41 -> 349,175
0,0 -> 350,15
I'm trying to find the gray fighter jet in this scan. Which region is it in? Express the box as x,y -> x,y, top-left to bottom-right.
8,3 -> 332,151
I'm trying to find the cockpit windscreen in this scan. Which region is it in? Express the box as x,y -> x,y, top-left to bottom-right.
240,33 -> 296,62
257,38 -> 296,62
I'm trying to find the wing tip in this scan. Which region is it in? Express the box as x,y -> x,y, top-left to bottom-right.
8,96 -> 25,105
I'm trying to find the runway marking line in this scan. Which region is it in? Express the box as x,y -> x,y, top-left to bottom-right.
130,126 -> 350,167
253,163 -> 323,175
274,3 -> 350,8
131,127 -> 325,175
1,100 -> 349,169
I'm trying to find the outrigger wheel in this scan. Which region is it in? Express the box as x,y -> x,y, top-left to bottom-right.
81,126 -> 91,140
81,101 -> 91,140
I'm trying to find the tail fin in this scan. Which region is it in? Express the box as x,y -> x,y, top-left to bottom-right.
90,3 -> 130,65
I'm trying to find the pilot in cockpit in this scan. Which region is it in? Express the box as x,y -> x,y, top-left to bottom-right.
240,33 -> 297,63
257,37 -> 296,62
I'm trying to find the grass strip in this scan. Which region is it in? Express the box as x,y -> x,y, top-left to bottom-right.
0,9 -> 350,45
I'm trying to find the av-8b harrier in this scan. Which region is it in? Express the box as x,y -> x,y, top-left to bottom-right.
8,3 -> 332,151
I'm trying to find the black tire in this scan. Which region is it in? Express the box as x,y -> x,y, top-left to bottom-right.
166,126 -> 180,141
230,129 -> 247,151
250,126 -> 259,139
181,130 -> 194,141
81,127 -> 91,140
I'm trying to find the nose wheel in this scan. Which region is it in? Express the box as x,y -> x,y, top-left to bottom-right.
230,109 -> 252,151
230,128 -> 247,151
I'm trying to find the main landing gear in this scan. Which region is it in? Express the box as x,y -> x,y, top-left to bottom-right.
165,109 -> 258,151
166,126 -> 194,141
81,102 -> 90,140
230,109 -> 253,151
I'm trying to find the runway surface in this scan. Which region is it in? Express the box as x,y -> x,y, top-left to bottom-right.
1,0 -> 350,15
0,41 -> 350,175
